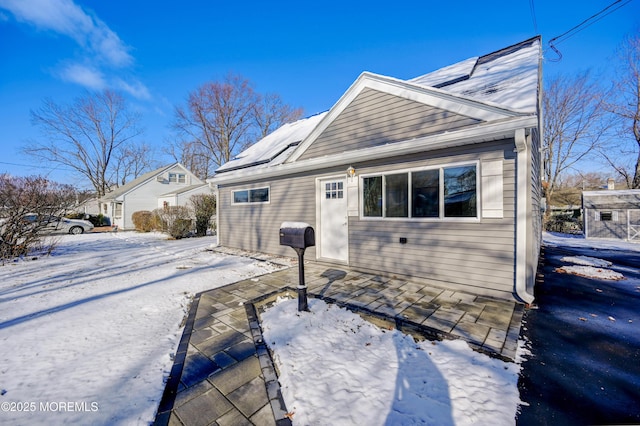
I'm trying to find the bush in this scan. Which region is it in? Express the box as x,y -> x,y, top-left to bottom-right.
153,206 -> 193,239
190,193 -> 216,237
132,211 -> 158,232
545,214 -> 582,234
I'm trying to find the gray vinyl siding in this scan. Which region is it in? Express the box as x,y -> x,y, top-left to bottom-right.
346,141 -> 517,299
218,140 -> 517,299
583,191 -> 640,241
297,88 -> 481,161
218,175 -> 320,258
527,127 -> 543,297
585,209 -> 628,239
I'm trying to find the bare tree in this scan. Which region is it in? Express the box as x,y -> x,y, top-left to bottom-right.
25,90 -> 148,197
164,140 -> 213,181
543,73 -> 609,208
173,74 -> 257,172
601,34 -> 640,188
110,143 -> 155,187
0,174 -> 77,261
253,92 -> 303,139
172,73 -> 304,176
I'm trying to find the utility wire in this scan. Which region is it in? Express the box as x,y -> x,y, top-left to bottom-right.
530,0 -> 539,34
547,0 -> 633,62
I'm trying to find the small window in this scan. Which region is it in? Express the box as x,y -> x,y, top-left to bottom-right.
168,173 -> 186,183
325,181 -> 344,199
600,211 -> 613,221
232,187 -> 270,204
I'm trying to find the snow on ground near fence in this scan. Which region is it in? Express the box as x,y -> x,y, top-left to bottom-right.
261,297 -> 526,426
0,232 -> 282,425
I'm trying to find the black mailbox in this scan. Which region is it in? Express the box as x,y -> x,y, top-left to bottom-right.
279,223 -> 315,249
279,222 -> 315,312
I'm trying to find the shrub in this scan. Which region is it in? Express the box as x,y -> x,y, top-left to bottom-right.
189,193 -> 216,237
132,211 -> 157,232
153,206 -> 193,239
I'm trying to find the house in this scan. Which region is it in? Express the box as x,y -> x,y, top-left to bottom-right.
582,190 -> 640,241
101,163 -> 212,230
209,37 -> 543,303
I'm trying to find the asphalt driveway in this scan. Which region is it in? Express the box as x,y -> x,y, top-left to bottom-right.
517,241 -> 640,425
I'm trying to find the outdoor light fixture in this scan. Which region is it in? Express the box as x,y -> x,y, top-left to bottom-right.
347,166 -> 356,177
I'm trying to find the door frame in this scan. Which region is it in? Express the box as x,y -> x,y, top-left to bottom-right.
315,174 -> 349,264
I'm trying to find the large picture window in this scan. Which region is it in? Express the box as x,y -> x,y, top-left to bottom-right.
232,187 -> 270,204
361,163 -> 478,220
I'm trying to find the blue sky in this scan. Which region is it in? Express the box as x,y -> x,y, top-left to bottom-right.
0,0 -> 638,185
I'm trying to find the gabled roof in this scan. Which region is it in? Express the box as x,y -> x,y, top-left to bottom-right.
102,163 -> 196,201
212,37 -> 541,181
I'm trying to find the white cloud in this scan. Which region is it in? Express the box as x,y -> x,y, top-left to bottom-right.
57,63 -> 106,90
115,78 -> 152,101
0,0 -> 133,68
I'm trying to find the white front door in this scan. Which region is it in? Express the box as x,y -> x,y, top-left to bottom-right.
319,178 -> 349,262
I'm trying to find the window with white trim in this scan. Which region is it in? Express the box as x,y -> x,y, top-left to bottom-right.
232,187 -> 270,204
362,163 -> 478,219
168,173 -> 186,183
596,211 -> 618,221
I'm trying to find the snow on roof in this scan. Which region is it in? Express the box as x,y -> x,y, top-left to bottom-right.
216,112 -> 328,174
411,37 -> 540,113
213,38 -> 540,177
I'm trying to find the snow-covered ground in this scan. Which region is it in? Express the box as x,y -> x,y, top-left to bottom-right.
0,232 -> 281,425
261,297 -> 525,426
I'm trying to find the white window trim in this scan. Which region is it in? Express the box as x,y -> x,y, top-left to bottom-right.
359,161 -> 480,222
231,186 -> 271,205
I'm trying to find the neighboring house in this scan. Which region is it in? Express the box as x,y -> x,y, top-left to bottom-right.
583,190 -> 640,242
209,37 -> 543,303
102,163 -> 212,230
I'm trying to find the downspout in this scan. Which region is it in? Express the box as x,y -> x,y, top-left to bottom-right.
515,128 -> 535,304
213,184 -> 220,244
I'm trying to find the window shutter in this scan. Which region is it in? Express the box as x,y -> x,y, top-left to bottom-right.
481,160 -> 503,218
595,211 -> 600,221
613,211 -> 619,222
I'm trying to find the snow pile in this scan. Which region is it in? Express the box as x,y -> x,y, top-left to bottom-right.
261,297 -> 523,426
560,256 -> 612,268
556,255 -> 624,281
555,265 -> 624,281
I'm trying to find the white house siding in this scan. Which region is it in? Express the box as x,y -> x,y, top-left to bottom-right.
296,88 -> 481,162
218,140 -> 518,300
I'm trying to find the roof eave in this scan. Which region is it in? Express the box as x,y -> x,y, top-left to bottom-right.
210,115 -> 537,186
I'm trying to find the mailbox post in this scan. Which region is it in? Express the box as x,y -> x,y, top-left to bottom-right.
279,222 -> 315,312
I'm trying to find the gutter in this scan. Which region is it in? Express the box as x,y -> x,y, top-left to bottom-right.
514,128 -> 535,304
